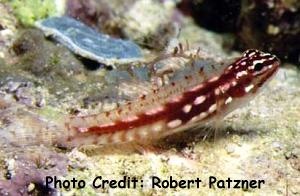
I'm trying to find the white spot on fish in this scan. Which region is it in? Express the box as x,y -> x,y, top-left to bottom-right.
169,95 -> 183,103
208,76 -> 219,82
199,112 -> 208,119
253,59 -> 266,65
231,81 -> 237,87
215,88 -> 221,96
189,84 -> 203,92
190,116 -> 198,122
225,97 -> 233,105
194,96 -> 206,105
208,104 -> 217,113
268,57 -> 275,61
77,127 -> 89,133
236,70 -> 248,78
246,51 -> 256,57
183,104 -> 192,113
260,53 -> 271,56
98,122 -> 115,128
145,106 -> 164,116
122,115 -> 139,123
167,119 -> 182,128
245,84 -> 254,93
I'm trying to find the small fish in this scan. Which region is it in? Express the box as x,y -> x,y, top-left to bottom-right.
65,49 -> 280,147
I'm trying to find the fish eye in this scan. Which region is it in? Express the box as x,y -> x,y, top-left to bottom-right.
254,63 -> 264,71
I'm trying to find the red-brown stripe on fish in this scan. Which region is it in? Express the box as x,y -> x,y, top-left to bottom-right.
65,49 -> 280,146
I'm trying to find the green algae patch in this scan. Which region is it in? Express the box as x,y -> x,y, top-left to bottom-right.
9,0 -> 57,26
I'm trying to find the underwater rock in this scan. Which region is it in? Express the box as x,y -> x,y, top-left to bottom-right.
12,29 -> 47,69
238,0 -> 300,64
177,0 -> 241,33
178,0 -> 300,64
121,0 -> 177,50
66,0 -> 122,37
3,80 -> 46,107
0,147 -> 67,195
11,29 -> 84,78
0,3 -> 17,61
36,16 -> 142,66
66,0 -> 178,51
66,0 -> 99,28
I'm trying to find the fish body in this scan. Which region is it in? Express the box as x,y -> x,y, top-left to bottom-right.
65,49 -> 280,147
